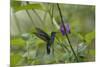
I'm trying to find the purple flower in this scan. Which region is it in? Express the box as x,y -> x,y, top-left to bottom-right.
60,23 -> 70,35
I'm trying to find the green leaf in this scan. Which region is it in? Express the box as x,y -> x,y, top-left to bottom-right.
11,1 -> 21,11
11,1 -> 44,12
31,58 -> 41,65
16,4 -> 44,12
78,42 -> 87,52
84,31 -> 95,44
71,30 -> 84,40
11,37 -> 25,47
89,49 -> 95,56
10,53 -> 22,66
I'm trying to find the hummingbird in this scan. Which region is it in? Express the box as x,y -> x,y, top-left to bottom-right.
33,28 -> 56,54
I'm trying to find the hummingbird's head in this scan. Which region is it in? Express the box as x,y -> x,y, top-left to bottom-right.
51,32 -> 56,36
50,32 -> 56,43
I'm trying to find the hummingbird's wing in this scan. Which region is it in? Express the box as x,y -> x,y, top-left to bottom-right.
34,28 -> 50,42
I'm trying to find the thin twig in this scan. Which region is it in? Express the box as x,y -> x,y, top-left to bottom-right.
51,4 -> 54,25
25,2 -> 35,26
32,10 -> 43,23
57,3 -> 79,62
25,10 -> 35,25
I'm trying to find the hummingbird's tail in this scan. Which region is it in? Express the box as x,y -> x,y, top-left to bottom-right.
47,42 -> 50,54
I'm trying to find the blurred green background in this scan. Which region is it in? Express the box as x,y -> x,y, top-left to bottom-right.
10,1 -> 95,66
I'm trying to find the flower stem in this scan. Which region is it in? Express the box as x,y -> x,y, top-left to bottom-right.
57,3 -> 79,62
